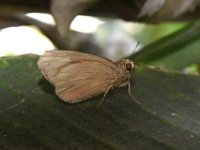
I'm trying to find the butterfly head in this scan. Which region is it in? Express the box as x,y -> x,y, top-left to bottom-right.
122,59 -> 135,73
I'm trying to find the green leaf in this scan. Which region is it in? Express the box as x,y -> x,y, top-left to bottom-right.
0,55 -> 200,150
133,21 -> 200,69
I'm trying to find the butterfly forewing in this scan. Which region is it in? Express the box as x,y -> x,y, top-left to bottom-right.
38,50 -> 121,103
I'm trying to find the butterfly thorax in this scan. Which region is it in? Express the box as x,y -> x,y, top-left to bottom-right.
113,59 -> 134,88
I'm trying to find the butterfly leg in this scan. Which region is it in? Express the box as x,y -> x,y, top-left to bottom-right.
97,84 -> 113,108
128,82 -> 141,104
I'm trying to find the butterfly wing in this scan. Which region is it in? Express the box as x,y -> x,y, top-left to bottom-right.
38,50 -> 121,103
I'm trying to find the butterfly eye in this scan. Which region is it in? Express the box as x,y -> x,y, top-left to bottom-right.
125,63 -> 132,72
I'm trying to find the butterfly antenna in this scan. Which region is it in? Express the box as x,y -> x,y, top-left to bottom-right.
132,42 -> 140,55
128,82 -> 141,104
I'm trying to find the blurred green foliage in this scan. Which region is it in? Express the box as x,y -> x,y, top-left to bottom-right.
133,21 -> 200,72
134,22 -> 186,45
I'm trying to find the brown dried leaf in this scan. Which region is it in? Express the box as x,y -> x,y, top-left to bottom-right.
138,0 -> 200,21
51,0 -> 97,36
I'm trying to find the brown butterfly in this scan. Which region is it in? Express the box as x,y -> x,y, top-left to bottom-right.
38,50 -> 139,106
